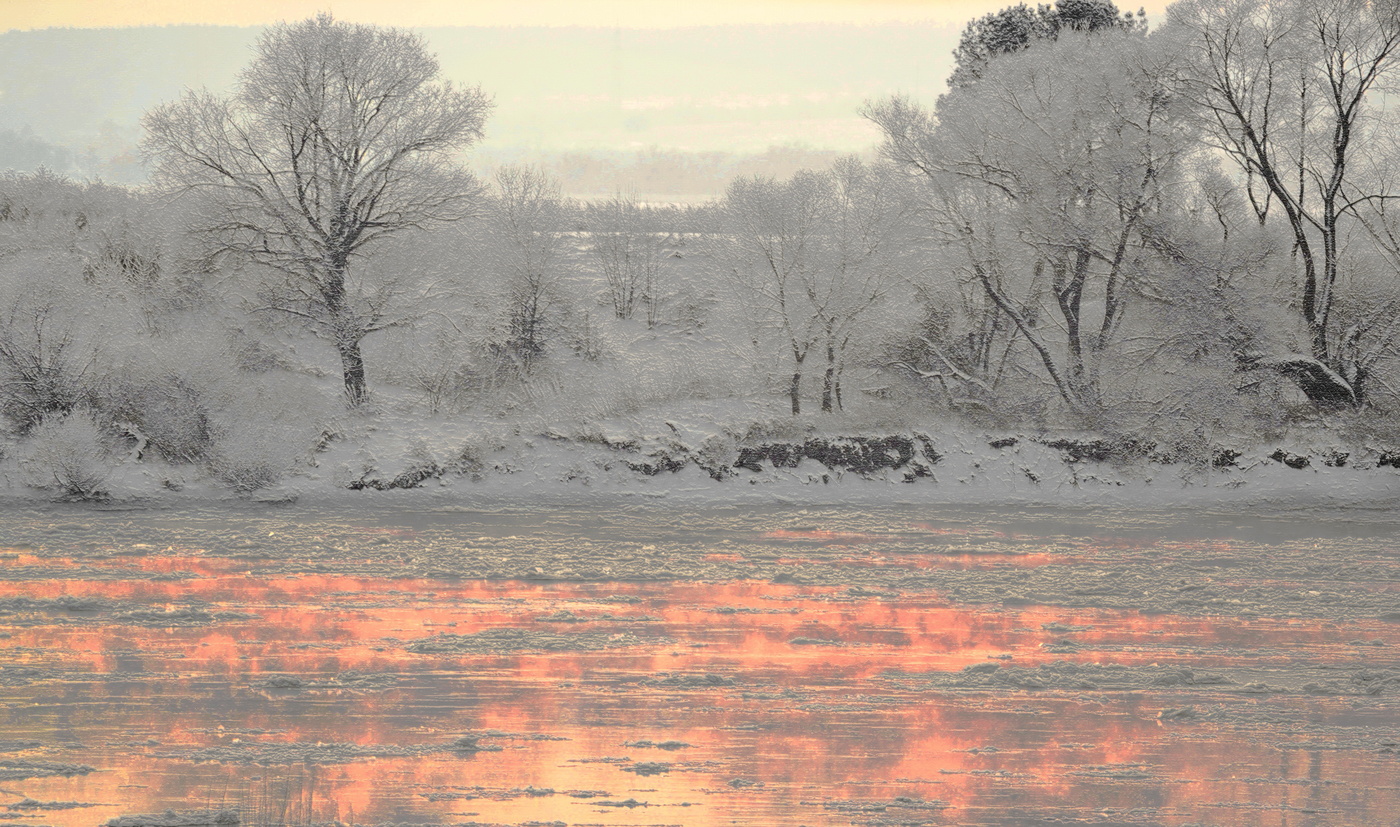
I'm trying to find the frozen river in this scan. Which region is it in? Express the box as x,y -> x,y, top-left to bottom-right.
0,503 -> 1397,826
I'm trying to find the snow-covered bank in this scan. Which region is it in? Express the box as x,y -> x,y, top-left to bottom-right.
4,411 -> 1399,511
314,425 -> 1400,510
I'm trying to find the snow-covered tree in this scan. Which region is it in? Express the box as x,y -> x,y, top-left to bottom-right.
485,165 -> 569,375
587,193 -> 668,326
720,158 -> 908,415
868,28 -> 1194,421
1166,0 -> 1400,405
949,0 -> 1147,89
142,13 -> 491,406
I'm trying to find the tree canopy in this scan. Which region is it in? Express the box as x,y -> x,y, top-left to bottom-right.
948,0 -> 1147,89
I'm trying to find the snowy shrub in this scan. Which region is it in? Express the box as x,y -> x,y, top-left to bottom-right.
672,283 -> 718,334
227,330 -> 298,374
86,330 -> 247,465
0,295 -> 97,433
213,458 -> 280,493
204,373 -> 334,494
1336,407 -> 1400,449
565,309 -> 612,363
97,370 -> 213,464
208,423 -> 287,493
375,328 -> 488,415
512,329 -> 754,427
79,217 -> 162,288
17,408 -> 120,499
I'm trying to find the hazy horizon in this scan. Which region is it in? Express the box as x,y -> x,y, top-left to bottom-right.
0,1 -> 1171,199
0,21 -> 971,197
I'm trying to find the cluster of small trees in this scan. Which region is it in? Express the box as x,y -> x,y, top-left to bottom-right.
3,2 -> 1400,495
720,158 -> 914,414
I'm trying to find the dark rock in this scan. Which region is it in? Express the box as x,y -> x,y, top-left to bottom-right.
1268,449 -> 1310,470
733,436 -> 936,477
1212,448 -> 1242,468
625,455 -> 688,476
349,463 -> 443,491
1039,437 -> 1153,464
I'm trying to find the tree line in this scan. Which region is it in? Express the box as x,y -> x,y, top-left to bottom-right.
3,2 -> 1400,495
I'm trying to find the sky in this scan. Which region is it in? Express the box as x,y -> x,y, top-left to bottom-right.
1,0 -> 1169,30
0,0 -> 1173,195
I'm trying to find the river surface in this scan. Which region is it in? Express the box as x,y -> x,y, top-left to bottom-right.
0,503 -> 1397,827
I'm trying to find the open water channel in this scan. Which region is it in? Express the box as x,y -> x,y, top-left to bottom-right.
0,503 -> 1396,826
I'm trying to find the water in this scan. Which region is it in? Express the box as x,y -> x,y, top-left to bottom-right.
0,503 -> 1397,826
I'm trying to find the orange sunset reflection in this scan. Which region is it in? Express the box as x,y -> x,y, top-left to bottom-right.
1,533 -> 1397,827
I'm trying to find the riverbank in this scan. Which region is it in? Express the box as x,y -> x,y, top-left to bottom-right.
4,415 -> 1398,510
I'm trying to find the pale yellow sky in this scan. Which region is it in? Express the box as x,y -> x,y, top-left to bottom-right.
1,0 -> 1168,30
0,0 -> 1176,178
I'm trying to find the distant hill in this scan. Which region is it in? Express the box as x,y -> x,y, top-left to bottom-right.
0,22 -> 960,193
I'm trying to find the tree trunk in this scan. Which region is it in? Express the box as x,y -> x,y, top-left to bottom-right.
821,330 -> 836,413
323,255 -> 369,407
972,262 -> 1083,414
338,336 -> 368,406
790,351 -> 805,416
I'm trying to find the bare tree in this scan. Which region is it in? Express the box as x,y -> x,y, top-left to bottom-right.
887,185 -> 1028,415
818,157 -> 910,412
1335,138 -> 1400,403
588,192 -> 667,326
487,166 -> 567,375
723,173 -> 828,415
1168,0 -> 1400,405
142,13 -> 491,406
721,159 -> 905,415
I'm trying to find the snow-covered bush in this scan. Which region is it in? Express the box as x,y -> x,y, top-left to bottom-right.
373,325 -> 490,416
0,296 -> 96,433
17,408 -> 120,499
0,173 -> 177,434
208,416 -> 302,494
99,374 -> 212,464
204,373 -> 335,494
94,344 -> 218,464
499,335 -> 755,427
210,447 -> 282,493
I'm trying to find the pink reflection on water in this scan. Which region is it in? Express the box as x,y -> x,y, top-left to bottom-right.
0,538 -> 1397,826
